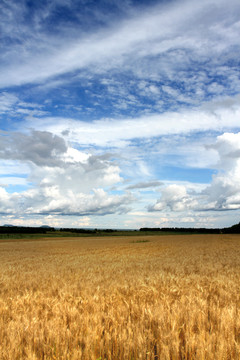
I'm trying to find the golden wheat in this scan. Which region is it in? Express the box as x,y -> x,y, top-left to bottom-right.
0,234 -> 240,359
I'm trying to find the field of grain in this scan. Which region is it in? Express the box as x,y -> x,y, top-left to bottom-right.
0,234 -> 240,359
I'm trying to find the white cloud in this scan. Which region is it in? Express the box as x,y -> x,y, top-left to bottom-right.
149,132 -> 240,213
0,187 -> 16,214
2,130 -> 240,228
35,188 -> 132,216
0,130 -> 132,217
149,184 -> 198,212
24,98 -> 240,147
207,132 -> 240,170
0,92 -> 48,122
0,0 -> 239,88
0,92 -> 19,113
125,209 -> 218,229
202,132 -> 240,210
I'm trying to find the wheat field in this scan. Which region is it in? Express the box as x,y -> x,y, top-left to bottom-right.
0,234 -> 240,359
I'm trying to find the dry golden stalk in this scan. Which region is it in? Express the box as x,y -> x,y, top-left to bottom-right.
0,234 -> 240,359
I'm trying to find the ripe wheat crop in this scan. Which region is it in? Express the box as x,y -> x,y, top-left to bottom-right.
0,234 -> 240,359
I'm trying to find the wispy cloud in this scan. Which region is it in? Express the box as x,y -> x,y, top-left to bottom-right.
23,97 -> 240,147
1,0 -> 240,92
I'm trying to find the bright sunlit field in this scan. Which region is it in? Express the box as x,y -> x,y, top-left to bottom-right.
0,234 -> 240,359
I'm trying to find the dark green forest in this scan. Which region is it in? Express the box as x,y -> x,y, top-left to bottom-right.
1,222 -> 240,237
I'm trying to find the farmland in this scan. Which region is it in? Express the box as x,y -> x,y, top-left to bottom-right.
0,234 -> 240,359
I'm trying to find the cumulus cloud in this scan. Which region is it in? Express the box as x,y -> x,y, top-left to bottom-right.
148,184 -> 198,212
0,130 -> 67,167
0,176 -> 132,218
0,130 -> 132,217
7,185 -> 131,217
206,132 -> 240,170
149,132 -> 240,213
202,132 -> 240,210
33,188 -> 132,216
0,187 -> 17,214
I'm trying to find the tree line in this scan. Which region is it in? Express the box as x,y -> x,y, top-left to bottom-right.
140,222 -> 240,234
1,222 -> 240,234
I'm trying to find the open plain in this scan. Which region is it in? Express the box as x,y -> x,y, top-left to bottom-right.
0,234 -> 240,359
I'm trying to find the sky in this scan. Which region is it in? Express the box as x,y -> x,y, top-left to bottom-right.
0,0 -> 240,229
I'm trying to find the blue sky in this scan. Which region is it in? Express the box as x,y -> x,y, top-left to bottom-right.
1,0 -> 240,229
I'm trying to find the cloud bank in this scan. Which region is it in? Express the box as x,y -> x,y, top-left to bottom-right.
0,131 -> 132,218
